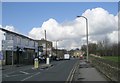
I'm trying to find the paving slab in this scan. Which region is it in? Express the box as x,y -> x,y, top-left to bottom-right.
74,60 -> 108,81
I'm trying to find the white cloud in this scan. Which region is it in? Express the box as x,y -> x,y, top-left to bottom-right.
82,8 -> 118,35
4,26 -> 15,32
107,31 -> 118,43
28,7 -> 118,50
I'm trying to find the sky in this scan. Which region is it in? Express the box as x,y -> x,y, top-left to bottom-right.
2,2 -> 118,34
0,2 -> 119,50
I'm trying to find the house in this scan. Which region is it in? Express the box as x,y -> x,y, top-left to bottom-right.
52,48 -> 67,59
73,50 -> 84,58
0,28 -> 38,65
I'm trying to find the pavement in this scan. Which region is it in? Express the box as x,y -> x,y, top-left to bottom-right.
72,59 -> 109,82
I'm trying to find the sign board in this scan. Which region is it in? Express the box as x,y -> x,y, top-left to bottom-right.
35,48 -> 38,52
38,46 -> 43,51
42,44 -> 46,48
39,52 -> 41,55
2,40 -> 14,51
0,52 -> 3,60
43,48 -> 51,51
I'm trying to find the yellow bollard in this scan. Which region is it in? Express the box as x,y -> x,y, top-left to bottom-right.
34,58 -> 39,69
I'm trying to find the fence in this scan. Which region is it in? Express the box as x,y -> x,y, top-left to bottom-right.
89,55 -> 119,81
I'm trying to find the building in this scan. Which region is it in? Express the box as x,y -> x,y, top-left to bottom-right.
36,39 -> 53,58
52,49 -> 67,59
73,50 -> 84,58
0,28 -> 38,65
69,49 -> 84,58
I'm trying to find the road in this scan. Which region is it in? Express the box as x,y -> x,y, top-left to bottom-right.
2,59 -> 78,82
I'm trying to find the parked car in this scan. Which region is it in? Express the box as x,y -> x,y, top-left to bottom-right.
56,57 -> 60,61
38,56 -> 46,62
80,55 -> 84,59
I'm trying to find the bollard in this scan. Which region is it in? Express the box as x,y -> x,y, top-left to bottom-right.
34,58 -> 39,69
46,57 -> 49,65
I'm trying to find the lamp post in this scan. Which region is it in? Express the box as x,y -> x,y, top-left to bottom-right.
45,30 -> 50,64
77,16 -> 89,62
56,41 -> 58,57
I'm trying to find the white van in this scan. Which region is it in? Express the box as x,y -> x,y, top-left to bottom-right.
64,54 -> 70,60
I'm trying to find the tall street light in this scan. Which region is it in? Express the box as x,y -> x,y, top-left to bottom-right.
45,30 -> 50,64
77,16 -> 89,62
56,41 -> 58,56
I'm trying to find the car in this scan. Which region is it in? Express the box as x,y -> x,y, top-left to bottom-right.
80,55 -> 84,59
38,56 -> 46,62
56,57 -> 60,61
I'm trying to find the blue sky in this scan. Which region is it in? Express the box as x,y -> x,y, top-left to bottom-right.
2,2 -> 118,35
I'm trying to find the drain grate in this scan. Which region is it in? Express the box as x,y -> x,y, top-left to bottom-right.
77,77 -> 85,80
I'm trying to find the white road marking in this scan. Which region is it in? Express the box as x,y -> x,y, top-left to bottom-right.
3,74 -> 9,77
46,65 -> 54,70
21,72 -> 41,81
66,65 -> 75,82
20,71 -> 29,75
66,60 -> 79,83
3,71 -> 16,75
3,74 -> 23,78
3,66 -> 33,75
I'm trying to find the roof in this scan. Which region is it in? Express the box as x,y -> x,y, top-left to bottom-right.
0,28 -> 35,41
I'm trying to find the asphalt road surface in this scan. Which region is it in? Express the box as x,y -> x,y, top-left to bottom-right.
2,59 -> 78,81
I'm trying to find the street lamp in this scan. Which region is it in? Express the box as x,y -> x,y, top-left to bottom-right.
56,41 -> 58,56
45,30 -> 50,64
77,16 -> 89,62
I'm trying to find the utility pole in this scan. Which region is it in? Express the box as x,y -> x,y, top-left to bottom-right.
56,41 -> 57,56
12,50 -> 14,66
45,30 -> 47,58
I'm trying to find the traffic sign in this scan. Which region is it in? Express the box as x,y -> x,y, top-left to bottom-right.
2,40 -> 14,51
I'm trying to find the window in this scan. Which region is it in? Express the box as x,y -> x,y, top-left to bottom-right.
25,39 -> 29,46
16,36 -> 21,45
6,34 -> 13,40
29,40 -> 34,47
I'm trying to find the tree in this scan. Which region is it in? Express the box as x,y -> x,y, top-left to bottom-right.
81,45 -> 86,52
88,43 -> 97,54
